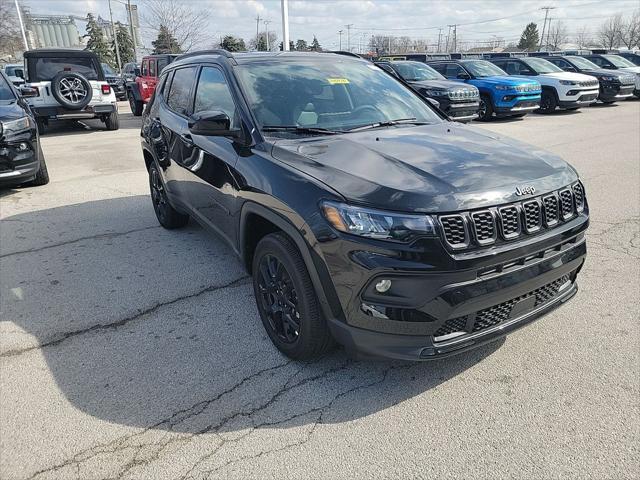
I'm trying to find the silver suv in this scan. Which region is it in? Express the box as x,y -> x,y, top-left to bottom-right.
22,49 -> 119,133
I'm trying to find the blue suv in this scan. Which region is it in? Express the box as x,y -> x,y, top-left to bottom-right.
427,59 -> 541,120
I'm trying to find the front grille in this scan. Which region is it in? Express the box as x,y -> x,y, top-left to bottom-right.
579,79 -> 599,87
522,200 -> 542,233
434,274 -> 571,341
438,183 -> 585,250
440,215 -> 468,247
471,210 -> 495,244
579,93 -> 598,101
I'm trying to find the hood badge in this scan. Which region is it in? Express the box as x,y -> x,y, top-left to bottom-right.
515,185 -> 536,196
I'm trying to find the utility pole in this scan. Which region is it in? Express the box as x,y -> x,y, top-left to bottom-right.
14,0 -> 29,51
281,0 -> 290,51
539,6 -> 555,51
126,0 -> 137,61
255,14 -> 261,50
264,20 -> 271,51
444,25 -> 452,52
108,0 -> 122,71
451,24 -> 457,52
345,24 -> 353,52
437,28 -> 442,52
338,29 -> 343,50
388,35 -> 392,54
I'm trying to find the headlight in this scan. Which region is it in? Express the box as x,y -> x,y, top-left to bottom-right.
601,76 -> 615,82
495,85 -> 510,91
0,117 -> 31,136
425,89 -> 447,96
321,201 -> 437,242
560,80 -> 577,85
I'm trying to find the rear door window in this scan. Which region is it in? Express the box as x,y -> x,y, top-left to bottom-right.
443,63 -> 465,79
166,67 -> 197,115
0,75 -> 15,100
149,60 -> 156,78
33,57 -> 99,81
193,66 -> 237,126
142,60 -> 149,76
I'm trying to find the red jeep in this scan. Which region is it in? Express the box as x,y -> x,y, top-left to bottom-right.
126,54 -> 178,116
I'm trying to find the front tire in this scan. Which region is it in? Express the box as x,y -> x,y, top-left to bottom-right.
29,144 -> 50,186
129,92 -> 144,116
252,232 -> 334,360
477,94 -> 493,121
539,89 -> 557,113
148,163 -> 189,229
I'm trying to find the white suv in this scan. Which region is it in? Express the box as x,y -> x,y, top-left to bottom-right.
490,56 -> 600,113
22,49 -> 119,133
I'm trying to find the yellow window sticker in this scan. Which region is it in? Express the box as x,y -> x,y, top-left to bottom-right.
327,78 -> 349,84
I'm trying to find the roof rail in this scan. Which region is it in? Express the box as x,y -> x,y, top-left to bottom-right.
561,49 -> 591,56
329,50 -> 364,59
176,49 -> 235,61
590,49 -> 618,54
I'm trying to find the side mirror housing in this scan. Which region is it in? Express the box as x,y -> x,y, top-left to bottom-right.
19,86 -> 38,98
426,97 -> 440,109
134,67 -> 141,76
188,110 -> 240,138
457,72 -> 470,80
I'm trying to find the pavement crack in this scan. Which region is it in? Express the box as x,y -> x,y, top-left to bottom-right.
0,225 -> 160,259
0,275 -> 250,358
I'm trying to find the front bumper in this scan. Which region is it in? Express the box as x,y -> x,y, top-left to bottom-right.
33,103 -> 116,120
441,99 -> 480,121
0,139 -> 39,186
599,83 -> 635,102
494,93 -> 541,115
558,90 -> 599,108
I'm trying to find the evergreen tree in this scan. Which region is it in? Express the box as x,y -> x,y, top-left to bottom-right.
85,13 -> 114,66
295,39 -> 309,51
310,35 -> 322,52
112,22 -> 135,65
152,25 -> 182,54
518,23 -> 540,51
221,35 -> 246,52
279,40 -> 295,51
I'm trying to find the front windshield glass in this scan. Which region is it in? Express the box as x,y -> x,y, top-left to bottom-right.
0,75 -> 15,101
523,57 -> 563,74
392,62 -> 444,81
101,63 -> 115,75
462,60 -> 506,77
235,59 -> 442,132
603,55 -> 635,68
567,56 -> 599,70
5,66 -> 23,77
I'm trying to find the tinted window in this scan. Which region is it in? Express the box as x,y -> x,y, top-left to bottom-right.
166,67 -> 196,115
548,58 -> 570,69
442,63 -> 466,79
101,63 -> 115,75
392,62 -> 444,81
142,60 -> 149,76
602,55 -> 635,68
568,56 -> 599,70
194,67 -> 237,125
589,57 -> 607,67
149,60 -> 156,77
522,57 -> 563,74
428,63 -> 447,75
0,75 -> 15,100
157,58 -> 169,74
462,60 -> 506,77
33,57 -> 99,81
4,66 -> 24,78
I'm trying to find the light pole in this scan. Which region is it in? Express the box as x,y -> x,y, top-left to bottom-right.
264,20 -> 271,51
281,0 -> 290,51
338,30 -> 343,50
108,0 -> 122,71
14,0 -> 29,51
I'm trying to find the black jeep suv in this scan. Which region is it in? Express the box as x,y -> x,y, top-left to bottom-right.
140,50 -> 588,361
376,60 -> 480,121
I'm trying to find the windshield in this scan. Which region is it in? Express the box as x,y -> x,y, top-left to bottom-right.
462,60 -> 506,77
32,57 -> 99,81
567,56 -> 599,70
101,63 -> 115,75
392,62 -> 444,81
523,57 -> 563,74
4,66 -> 23,77
0,75 -> 15,101
235,59 -> 442,133
603,55 -> 635,68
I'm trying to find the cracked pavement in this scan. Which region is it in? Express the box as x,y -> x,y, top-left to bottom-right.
1,101 -> 639,479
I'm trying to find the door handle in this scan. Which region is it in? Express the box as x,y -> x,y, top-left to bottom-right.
180,133 -> 193,146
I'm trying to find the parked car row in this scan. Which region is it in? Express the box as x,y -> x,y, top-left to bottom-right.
374,50 -> 639,121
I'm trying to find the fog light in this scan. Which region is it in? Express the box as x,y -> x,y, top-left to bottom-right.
375,279 -> 392,293
17,142 -> 29,151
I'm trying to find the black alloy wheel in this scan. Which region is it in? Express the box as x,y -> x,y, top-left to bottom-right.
256,254 -> 301,344
149,164 -> 188,229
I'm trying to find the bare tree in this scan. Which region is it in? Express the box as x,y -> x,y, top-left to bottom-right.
0,0 -> 24,60
598,14 -> 624,49
141,0 -> 210,52
619,9 -> 640,49
574,26 -> 593,49
546,20 -> 569,50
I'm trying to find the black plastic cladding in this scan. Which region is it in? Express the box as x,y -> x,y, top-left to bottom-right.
439,182 -> 585,250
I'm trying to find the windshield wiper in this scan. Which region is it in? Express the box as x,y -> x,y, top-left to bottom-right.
261,125 -> 344,135
346,117 -> 430,132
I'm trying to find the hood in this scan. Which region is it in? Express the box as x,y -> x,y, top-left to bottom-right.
409,79 -> 476,91
619,66 -> 640,74
270,123 -> 577,212
581,68 -> 629,79
472,76 -> 540,88
540,71 -> 597,82
0,100 -> 27,122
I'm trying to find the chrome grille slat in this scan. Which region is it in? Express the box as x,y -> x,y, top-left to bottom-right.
438,184 -> 585,250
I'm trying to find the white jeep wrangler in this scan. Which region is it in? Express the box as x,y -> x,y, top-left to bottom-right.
490,56 -> 600,113
22,49 -> 119,133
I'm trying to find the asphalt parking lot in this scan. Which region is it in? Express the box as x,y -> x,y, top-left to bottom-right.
1,100 -> 639,479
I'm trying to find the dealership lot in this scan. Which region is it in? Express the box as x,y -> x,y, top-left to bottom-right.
1,101 -> 638,478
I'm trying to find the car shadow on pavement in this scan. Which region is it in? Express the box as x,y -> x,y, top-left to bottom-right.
40,108 -> 141,138
1,195 -> 504,436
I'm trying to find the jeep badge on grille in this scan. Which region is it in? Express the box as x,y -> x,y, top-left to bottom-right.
515,185 -> 535,196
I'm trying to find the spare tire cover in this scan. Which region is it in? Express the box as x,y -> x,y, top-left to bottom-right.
51,71 -> 93,110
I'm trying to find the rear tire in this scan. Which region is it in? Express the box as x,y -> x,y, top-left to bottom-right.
477,94 -> 493,121
104,111 -> 120,130
30,144 -> 50,186
539,89 -> 557,113
129,92 -> 144,116
36,118 -> 46,135
148,163 -> 189,229
252,232 -> 334,360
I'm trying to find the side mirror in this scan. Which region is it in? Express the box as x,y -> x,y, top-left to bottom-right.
457,72 -> 470,80
16,70 -> 24,79
566,66 -> 577,72
134,67 -> 141,76
426,97 -> 440,109
188,110 -> 240,138
19,86 -> 38,98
